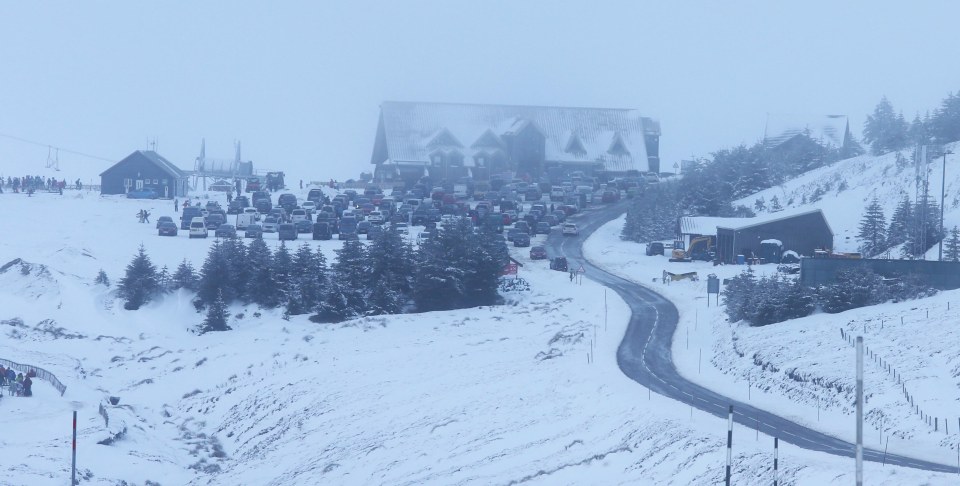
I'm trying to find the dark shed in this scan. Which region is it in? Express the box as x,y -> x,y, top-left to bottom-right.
100,151 -> 189,198
715,209 -> 833,263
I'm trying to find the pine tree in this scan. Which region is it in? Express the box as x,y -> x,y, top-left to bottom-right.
95,269 -> 110,287
331,240 -> 368,315
754,197 -> 766,212
946,226 -> 960,262
463,224 -> 510,307
245,238 -> 276,307
170,259 -> 199,291
930,92 -> 960,144
287,243 -> 325,315
367,225 -> 413,314
857,198 -> 887,256
863,96 -> 909,155
413,226 -> 467,312
117,245 -> 160,310
887,195 -> 912,248
157,265 -> 171,293
315,280 -> 352,323
273,242 -> 294,308
200,290 -> 231,333
196,240 -> 232,307
221,237 -> 248,302
770,195 -> 782,211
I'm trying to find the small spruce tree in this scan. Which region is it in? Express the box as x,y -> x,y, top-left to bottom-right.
117,245 -> 160,310
95,269 -> 110,287
170,259 -> 199,292
946,226 -> 960,262
200,290 -> 231,333
857,197 -> 887,257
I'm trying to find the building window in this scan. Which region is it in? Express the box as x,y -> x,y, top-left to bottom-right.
475,156 -> 485,167
124,178 -> 132,187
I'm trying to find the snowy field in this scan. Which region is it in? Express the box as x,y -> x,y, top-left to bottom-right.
0,189 -> 955,484
584,214 -> 960,472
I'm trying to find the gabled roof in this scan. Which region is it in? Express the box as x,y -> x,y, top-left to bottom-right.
99,150 -> 186,178
374,101 -> 658,172
680,208 -> 833,236
764,114 -> 849,149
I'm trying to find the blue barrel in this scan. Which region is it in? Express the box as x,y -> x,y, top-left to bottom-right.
736,254 -> 746,264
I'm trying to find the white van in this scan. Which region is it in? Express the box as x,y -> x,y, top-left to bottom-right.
236,213 -> 256,230
189,217 -> 208,238
290,208 -> 308,223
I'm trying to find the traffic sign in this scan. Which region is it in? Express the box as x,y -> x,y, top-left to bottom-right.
502,262 -> 518,276
577,265 -> 586,274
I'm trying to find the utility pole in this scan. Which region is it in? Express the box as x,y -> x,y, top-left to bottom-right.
856,336 -> 864,486
940,150 -> 953,261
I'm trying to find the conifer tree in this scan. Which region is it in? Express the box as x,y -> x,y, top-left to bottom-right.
887,195 -> 912,248
367,226 -> 413,314
863,96 -> 909,155
245,238 -> 276,307
331,240 -> 368,315
200,290 -> 231,333
287,243 -> 325,315
770,195 -> 783,211
857,198 -> 887,256
946,226 -> 960,262
117,245 -> 160,310
413,226 -> 467,312
272,242 -> 294,308
95,269 -> 110,287
463,224 -> 509,307
170,259 -> 199,292
157,265 -> 171,293
221,237 -> 248,302
197,240 -> 232,307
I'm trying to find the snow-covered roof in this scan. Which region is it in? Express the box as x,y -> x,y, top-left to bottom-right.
764,114 -> 849,149
680,208 -> 832,235
376,101 -> 658,172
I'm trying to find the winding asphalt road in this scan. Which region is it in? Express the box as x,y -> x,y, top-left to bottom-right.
544,202 -> 955,474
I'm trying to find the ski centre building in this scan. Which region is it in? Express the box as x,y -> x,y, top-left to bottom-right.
369,101 -> 661,186
100,150 -> 190,198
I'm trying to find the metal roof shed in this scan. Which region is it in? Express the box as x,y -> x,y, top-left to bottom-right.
714,209 -> 833,263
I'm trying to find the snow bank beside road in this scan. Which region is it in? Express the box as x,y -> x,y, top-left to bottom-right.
584,214 -> 960,470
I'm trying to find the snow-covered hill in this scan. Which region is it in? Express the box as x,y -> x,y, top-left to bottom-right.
1,189 -> 955,485
735,141 -> 960,254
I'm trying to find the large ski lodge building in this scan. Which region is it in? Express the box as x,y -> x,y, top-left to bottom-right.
370,101 -> 660,186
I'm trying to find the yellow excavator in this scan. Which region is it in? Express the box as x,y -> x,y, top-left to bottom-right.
669,236 -> 715,262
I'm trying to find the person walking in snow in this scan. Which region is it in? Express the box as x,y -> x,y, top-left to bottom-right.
174,198 -> 179,212
143,210 -> 150,224
22,375 -> 32,397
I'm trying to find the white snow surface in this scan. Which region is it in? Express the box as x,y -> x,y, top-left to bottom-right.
585,213 -> 960,477
0,190 -> 954,484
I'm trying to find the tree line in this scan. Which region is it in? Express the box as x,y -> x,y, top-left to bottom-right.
857,195 -> 951,259
723,268 -> 936,327
113,220 -> 509,333
863,91 -> 960,155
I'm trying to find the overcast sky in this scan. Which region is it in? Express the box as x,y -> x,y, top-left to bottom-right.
2,1 -> 960,183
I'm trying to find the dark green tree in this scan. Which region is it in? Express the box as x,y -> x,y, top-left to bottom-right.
272,242 -> 294,308
946,226 -> 960,262
117,245 -> 161,310
863,96 -> 909,155
196,240 -> 232,307
200,290 -> 231,333
367,225 -> 413,314
170,259 -> 199,292
857,197 -> 887,256
887,195 -> 912,248
245,238 -> 276,307
95,269 -> 110,287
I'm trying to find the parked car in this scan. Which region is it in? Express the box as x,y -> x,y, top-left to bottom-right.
262,217 -> 279,233
244,224 -> 263,238
278,223 -> 297,241
513,221 -> 530,234
357,220 -> 372,235
394,222 -> 409,235
277,193 -> 298,212
155,216 -> 174,229
301,201 -> 317,215
290,208 -> 309,223
307,188 -> 325,204
550,256 -> 568,272
189,217 -> 208,238
561,223 -> 579,236
126,188 -> 158,199
368,210 -> 384,225
366,224 -> 383,240
157,221 -> 178,236
205,213 -> 225,230
312,222 -> 332,240
529,245 -> 548,260
534,222 -> 551,235
181,206 -> 202,229
646,242 -> 664,256
215,224 -> 237,238
513,232 -> 531,247
295,219 -> 313,234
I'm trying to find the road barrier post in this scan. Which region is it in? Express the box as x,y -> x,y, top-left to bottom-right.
71,411 -> 77,486
773,437 -> 779,486
856,336 -> 864,486
726,405 -> 733,486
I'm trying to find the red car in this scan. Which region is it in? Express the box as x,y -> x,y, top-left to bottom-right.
529,246 -> 548,260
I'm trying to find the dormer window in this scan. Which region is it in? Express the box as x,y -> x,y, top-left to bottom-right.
608,133 -> 630,156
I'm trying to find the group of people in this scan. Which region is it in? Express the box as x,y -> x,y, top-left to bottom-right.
0,366 -> 33,397
137,209 -> 152,223
2,175 -> 73,194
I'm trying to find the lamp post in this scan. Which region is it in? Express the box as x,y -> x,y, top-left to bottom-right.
940,150 -> 953,261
